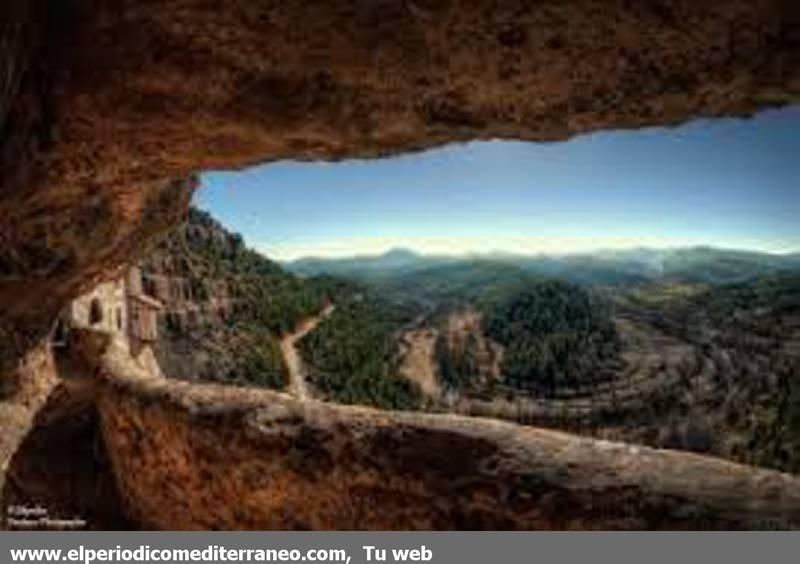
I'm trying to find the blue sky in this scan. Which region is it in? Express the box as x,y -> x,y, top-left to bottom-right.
196,106 -> 800,261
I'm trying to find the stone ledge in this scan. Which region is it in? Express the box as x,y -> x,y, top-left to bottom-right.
74,333 -> 800,530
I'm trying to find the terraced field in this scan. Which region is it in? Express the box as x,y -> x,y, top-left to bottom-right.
441,313 -> 696,424
398,277 -> 800,472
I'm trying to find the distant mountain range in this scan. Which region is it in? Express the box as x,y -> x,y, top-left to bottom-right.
284,246 -> 800,287
286,248 -> 442,279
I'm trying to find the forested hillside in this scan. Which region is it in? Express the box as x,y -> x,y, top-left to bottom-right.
370,260 -> 534,307
298,288 -> 423,410
134,213 -> 800,473
679,275 -> 800,471
138,208 -> 335,388
483,281 -> 622,395
138,210 -> 423,407
291,248 -> 800,473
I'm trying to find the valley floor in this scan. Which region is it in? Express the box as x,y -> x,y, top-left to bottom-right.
388,290 -> 800,473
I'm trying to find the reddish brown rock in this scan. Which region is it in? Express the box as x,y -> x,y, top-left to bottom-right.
83,335 -> 800,530
2,0 -> 798,362
1,0 -> 799,530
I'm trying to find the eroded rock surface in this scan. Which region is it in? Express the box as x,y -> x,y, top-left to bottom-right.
80,334 -> 800,530
0,343 -> 57,497
2,382 -> 131,531
2,0 -> 799,365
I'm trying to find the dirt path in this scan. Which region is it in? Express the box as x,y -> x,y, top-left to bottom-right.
280,304 -> 335,401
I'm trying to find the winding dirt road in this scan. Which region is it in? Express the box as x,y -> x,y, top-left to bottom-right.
280,304 -> 335,400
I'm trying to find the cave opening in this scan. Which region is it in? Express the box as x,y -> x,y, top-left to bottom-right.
105,106 -> 800,474
2,0 -> 800,532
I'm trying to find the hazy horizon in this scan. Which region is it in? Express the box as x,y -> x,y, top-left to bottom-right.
196,106 -> 800,261
276,241 -> 800,264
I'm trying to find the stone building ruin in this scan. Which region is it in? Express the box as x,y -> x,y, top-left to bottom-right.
55,266 -> 164,352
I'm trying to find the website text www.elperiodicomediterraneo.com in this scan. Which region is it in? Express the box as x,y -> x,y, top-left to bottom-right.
9,544 -> 435,564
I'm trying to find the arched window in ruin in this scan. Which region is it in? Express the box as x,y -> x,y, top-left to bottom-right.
116,307 -> 123,330
89,298 -> 103,326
